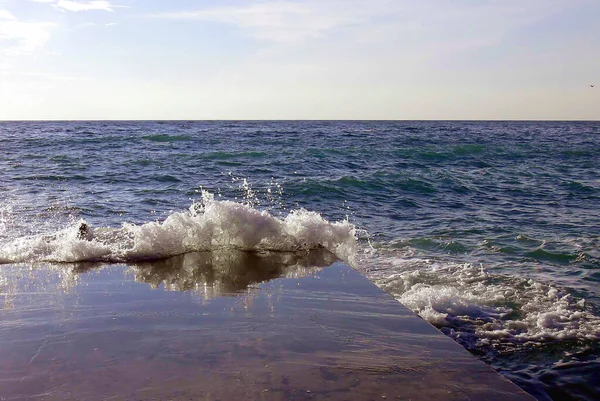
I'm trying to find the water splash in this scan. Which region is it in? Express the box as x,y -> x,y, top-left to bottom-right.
0,191 -> 357,265
366,251 -> 600,351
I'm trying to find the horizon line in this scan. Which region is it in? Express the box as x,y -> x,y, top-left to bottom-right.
1,119 -> 599,123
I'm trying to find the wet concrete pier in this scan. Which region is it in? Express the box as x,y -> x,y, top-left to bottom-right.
0,252 -> 534,400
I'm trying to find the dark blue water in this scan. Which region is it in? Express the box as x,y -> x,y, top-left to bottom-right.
1,120 -> 599,400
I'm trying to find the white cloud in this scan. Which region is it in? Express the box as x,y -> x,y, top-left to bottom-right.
1,0 -> 124,55
153,1 -> 359,44
0,10 -> 16,21
0,9 -> 56,55
35,1 -> 124,12
56,1 -> 115,12
0,69 -> 82,81
150,0 -> 586,49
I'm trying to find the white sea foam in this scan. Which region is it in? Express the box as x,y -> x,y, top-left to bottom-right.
0,192 -> 356,265
365,250 -> 600,348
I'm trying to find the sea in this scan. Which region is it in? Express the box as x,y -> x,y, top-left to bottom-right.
0,120 -> 598,400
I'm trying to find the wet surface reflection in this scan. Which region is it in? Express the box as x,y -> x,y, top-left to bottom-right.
129,249 -> 338,295
0,249 -> 337,310
0,253 -> 532,400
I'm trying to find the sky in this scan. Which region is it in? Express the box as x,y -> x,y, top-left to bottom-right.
0,0 -> 598,120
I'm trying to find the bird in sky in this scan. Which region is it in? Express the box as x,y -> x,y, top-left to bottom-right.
590,85 -> 595,88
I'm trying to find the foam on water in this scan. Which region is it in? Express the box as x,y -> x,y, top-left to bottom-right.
2,189 -> 598,354
1,120 -> 600,400
0,192 -> 357,265
365,251 -> 600,351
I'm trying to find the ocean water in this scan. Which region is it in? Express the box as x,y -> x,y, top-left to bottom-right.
0,120 -> 598,400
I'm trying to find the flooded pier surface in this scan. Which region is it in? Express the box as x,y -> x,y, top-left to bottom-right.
0,251 -> 533,400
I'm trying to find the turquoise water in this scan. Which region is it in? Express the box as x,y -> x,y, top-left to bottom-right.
0,120 -> 599,400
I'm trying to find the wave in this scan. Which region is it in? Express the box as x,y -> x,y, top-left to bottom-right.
365,251 -> 600,352
0,192 -> 356,265
142,134 -> 193,142
202,151 -> 268,160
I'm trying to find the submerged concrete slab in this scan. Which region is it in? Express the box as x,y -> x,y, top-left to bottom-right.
0,253 -> 534,400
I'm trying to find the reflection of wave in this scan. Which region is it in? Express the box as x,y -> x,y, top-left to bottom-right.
0,249 -> 337,310
128,249 -> 338,295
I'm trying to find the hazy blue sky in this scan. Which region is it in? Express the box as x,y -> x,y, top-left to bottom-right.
0,0 -> 598,120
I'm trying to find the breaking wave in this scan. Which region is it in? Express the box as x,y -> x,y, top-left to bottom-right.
0,192 -> 357,265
